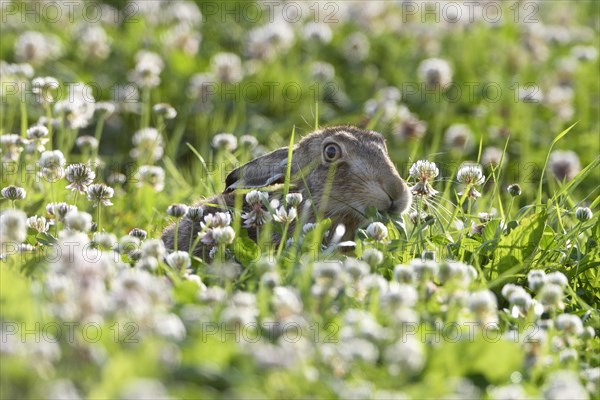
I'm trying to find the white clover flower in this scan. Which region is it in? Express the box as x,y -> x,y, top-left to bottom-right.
273,206 -> 297,224
78,25 -> 111,61
167,204 -> 189,218
53,84 -> 96,130
410,160 -> 439,182
1,134 -> 24,161
302,223 -> 318,234
91,104 -> 114,124
545,271 -> 568,288
285,193 -> 303,208
153,313 -> 186,341
65,211 -> 93,232
312,261 -> 343,281
211,133 -> 238,151
93,232 -> 117,249
517,85 -> 543,103
127,228 -> 147,240
310,61 -> 335,82
366,222 -> 388,241
338,337 -> 379,365
15,31 -> 62,65
556,314 -> 584,336
538,283 -> 565,311
343,258 -> 370,280
65,163 -> 96,194
86,184 -> 114,207
384,337 -> 425,376
542,370 -> 588,400
394,116 -> 427,141
527,269 -> 546,291
572,45 -> 598,61
481,147 -> 505,168
548,150 -> 581,182
418,58 -> 453,88
186,207 -> 204,221
245,20 -> 295,61
0,209 -> 27,244
202,226 -> 235,245
242,192 -> 271,228
39,149 -> 66,170
362,248 -> 384,267
508,288 -> 533,315
26,125 -> 49,139
468,290 -> 497,311
245,190 -> 268,205
75,135 -> 99,151
117,235 -> 141,255
409,160 -> 439,197
129,50 -> 164,89
239,135 -> 258,149
31,76 -> 59,103
382,282 -> 418,309
393,265 -> 415,284
501,283 -> 521,299
1,185 -> 26,200
162,24 -> 201,56
457,163 -> 485,198
260,271 -> 280,288
107,172 -> 127,185
166,251 -> 191,271
202,212 -> 231,229
437,261 -> 476,287
445,124 -> 474,152
410,258 -> 439,282
141,239 -> 166,260
46,202 -> 77,223
211,52 -> 243,84
457,163 -> 485,185
343,32 -> 370,62
131,128 -> 164,162
272,286 -> 303,318
152,103 -> 177,119
559,348 -> 578,363
575,207 -> 593,222
302,22 -> 333,44
26,215 -> 49,233
137,165 -> 165,191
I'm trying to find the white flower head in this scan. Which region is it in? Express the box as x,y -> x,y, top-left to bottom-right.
418,57 -> 453,88
65,211 -> 93,232
0,209 -> 27,244
1,185 -> 26,200
212,133 -> 237,151
457,163 -> 485,196
273,206 -> 297,224
166,251 -> 191,271
86,184 -> 114,207
366,222 -> 388,241
65,163 -> 96,194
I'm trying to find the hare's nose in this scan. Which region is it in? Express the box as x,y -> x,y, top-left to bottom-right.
387,180 -> 412,215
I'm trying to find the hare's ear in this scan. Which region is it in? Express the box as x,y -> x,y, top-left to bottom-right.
224,148 -> 294,192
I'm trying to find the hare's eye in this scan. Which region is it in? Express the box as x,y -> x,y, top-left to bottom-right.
323,143 -> 342,162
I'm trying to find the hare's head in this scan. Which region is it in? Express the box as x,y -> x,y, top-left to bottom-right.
225,126 -> 411,237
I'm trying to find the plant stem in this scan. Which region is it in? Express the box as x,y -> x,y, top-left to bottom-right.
92,116 -> 106,162
174,220 -> 180,251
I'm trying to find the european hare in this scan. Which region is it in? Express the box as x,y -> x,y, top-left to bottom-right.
162,126 -> 411,255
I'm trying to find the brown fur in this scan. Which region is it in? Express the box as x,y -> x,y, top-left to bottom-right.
162,126 -> 412,256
